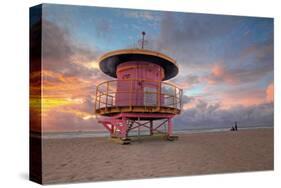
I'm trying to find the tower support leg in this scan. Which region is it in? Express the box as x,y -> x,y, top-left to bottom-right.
98,113 -> 178,143
110,124 -> 115,137
121,117 -> 128,139
167,118 -> 173,137
167,118 -> 178,141
150,120 -> 153,136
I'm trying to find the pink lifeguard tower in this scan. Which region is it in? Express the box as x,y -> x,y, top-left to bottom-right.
95,33 -> 182,144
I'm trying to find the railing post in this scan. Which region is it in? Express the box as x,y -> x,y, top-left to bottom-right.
157,81 -> 161,111
174,86 -> 176,109
95,85 -> 99,111
130,80 -> 132,111
105,81 -> 109,109
180,89 -> 183,110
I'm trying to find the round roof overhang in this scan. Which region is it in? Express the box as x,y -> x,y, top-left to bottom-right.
98,49 -> 179,80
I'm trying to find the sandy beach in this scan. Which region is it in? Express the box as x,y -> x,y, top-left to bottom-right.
41,128 -> 273,184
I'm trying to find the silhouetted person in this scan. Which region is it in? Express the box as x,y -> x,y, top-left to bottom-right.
234,121 -> 238,131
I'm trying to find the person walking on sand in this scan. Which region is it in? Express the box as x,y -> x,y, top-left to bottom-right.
234,121 -> 238,131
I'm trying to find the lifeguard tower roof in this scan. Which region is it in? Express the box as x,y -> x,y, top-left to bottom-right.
98,48 -> 179,80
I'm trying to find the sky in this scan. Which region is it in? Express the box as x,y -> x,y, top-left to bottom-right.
30,4 -> 274,132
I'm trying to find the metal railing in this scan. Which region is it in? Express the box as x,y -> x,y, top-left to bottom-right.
95,79 -> 182,113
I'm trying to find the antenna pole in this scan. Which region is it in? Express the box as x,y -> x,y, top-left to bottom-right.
141,31 -> 146,49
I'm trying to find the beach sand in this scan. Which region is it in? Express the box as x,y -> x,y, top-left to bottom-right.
41,128 -> 273,184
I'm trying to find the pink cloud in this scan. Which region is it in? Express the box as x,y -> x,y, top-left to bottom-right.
206,63 -> 239,85
214,85 -> 274,109
266,82 -> 274,102
212,64 -> 224,77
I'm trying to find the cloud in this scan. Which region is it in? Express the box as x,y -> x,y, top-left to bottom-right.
122,10 -> 160,21
41,89 -> 100,132
30,8 -> 274,132
175,79 -> 274,130
154,13 -> 273,130
219,88 -> 267,108
38,69 -> 101,131
30,19 -> 111,132
206,63 -> 234,84
202,78 -> 274,109
154,13 -> 243,65
171,74 -> 200,89
42,110 -> 102,132
181,95 -> 196,110
175,100 -> 273,130
153,13 -> 273,91
41,70 -> 96,98
266,82 -> 274,102
42,19 -> 106,79
206,38 -> 273,85
158,13 -> 240,45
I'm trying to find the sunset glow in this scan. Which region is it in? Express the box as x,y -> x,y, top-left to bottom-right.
30,4 -> 273,132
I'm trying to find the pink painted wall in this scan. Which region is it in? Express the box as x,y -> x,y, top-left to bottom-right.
115,61 -> 164,106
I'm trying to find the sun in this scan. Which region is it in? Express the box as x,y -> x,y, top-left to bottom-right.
86,60 -> 100,70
